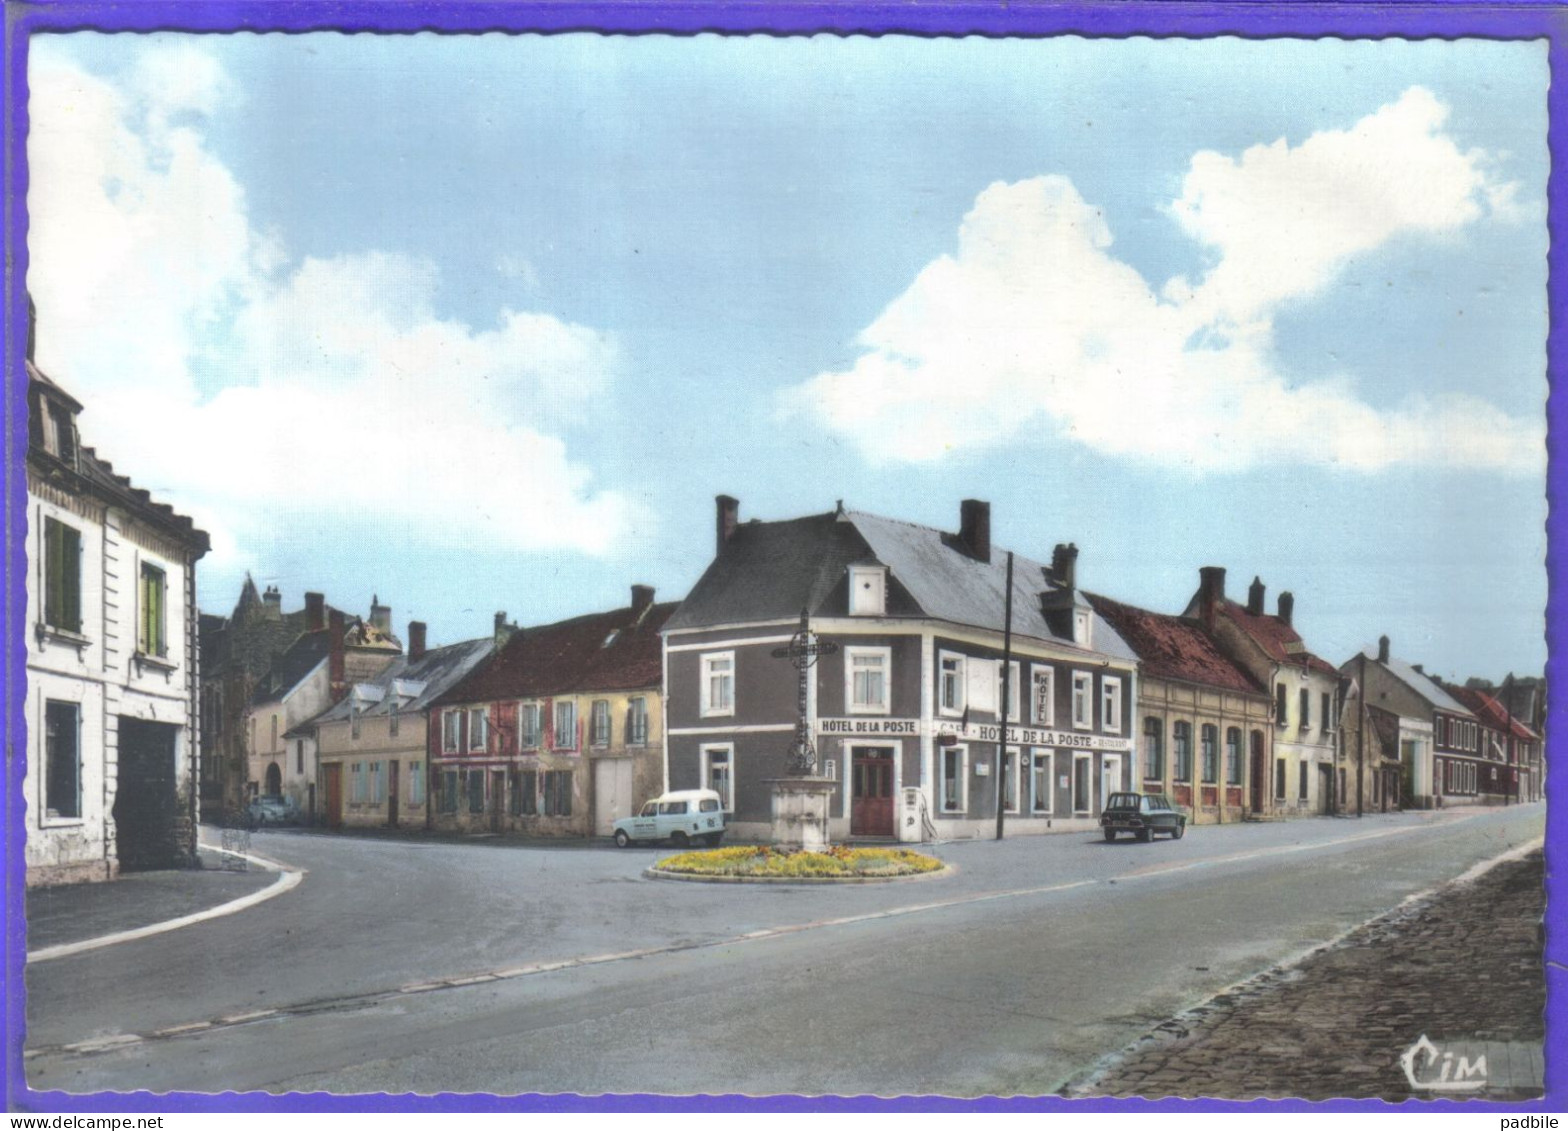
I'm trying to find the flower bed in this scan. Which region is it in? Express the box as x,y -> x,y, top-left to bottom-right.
652,844 -> 945,880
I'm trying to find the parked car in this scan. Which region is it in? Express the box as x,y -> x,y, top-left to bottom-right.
613,789 -> 726,848
246,794 -> 300,828
1100,792 -> 1186,842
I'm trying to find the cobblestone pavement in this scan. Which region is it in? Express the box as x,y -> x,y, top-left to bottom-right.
1070,848 -> 1546,1102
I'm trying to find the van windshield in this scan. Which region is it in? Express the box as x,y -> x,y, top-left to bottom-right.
640,802 -> 658,817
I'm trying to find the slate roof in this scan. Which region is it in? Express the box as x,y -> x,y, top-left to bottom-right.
666,507 -> 1135,662
1214,599 -> 1339,676
1085,594 -> 1267,696
250,631 -> 331,705
436,600 -> 679,706
309,637 -> 495,724
1351,647 -> 1471,716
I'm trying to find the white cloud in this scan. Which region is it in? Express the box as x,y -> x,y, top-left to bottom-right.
785,87 -> 1542,475
27,46 -> 635,575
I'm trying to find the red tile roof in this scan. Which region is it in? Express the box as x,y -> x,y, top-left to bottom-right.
1445,685 -> 1539,741
1087,594 -> 1268,696
1216,599 -> 1339,676
436,600 -> 677,706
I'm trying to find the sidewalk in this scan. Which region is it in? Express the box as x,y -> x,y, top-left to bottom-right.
1070,848 -> 1546,1102
26,846 -> 277,952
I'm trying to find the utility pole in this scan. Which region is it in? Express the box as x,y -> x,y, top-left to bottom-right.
1504,672 -> 1515,806
995,552 -> 1015,841
1357,649 -> 1367,818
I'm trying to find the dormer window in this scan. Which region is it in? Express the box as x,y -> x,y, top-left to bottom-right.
1073,609 -> 1091,647
849,565 -> 887,616
51,404 -> 76,467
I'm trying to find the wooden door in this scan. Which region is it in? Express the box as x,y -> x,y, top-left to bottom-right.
323,763 -> 342,829
850,746 -> 894,837
1250,731 -> 1265,815
387,761 -> 400,827
490,770 -> 506,832
594,758 -> 634,837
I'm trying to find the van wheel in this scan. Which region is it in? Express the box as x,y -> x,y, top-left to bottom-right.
671,832 -> 689,847
705,833 -> 724,847
614,830 -> 630,849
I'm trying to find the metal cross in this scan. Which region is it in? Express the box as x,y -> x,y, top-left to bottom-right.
771,607 -> 838,775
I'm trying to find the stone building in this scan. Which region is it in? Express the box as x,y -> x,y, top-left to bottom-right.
663,497 -> 1137,843
1087,594 -> 1272,824
429,587 -> 673,838
24,340 -> 209,885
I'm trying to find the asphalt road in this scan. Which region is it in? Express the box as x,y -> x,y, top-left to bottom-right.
24,803 -> 1545,1098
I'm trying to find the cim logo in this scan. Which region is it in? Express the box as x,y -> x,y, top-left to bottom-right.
1400,1034 -> 1487,1093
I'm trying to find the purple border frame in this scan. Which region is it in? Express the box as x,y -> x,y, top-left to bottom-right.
3,0 -> 1561,1115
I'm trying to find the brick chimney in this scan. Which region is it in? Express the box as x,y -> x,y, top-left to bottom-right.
1247,576 -> 1265,616
408,620 -> 427,662
1278,591 -> 1294,628
959,499 -> 991,563
1378,635 -> 1390,664
305,591 -> 326,633
494,611 -> 518,648
1198,566 -> 1226,629
1051,543 -> 1079,589
262,585 -> 282,620
328,610 -> 346,696
369,593 -> 391,633
715,495 -> 739,556
631,584 -> 655,615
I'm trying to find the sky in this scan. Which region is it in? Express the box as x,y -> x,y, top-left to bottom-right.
24,32 -> 1549,683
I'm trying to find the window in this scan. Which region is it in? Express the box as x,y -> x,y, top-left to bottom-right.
410,761 -> 425,806
515,770 -> 538,816
1298,761 -> 1309,801
938,653 -> 965,715
1072,672 -> 1093,729
520,703 -> 541,749
351,703 -> 361,741
50,403 -> 77,465
1201,724 -> 1218,783
1321,692 -> 1333,732
296,740 -> 304,776
848,565 -> 887,616
390,698 -> 400,738
508,769 -> 524,816
626,697 -> 649,746
846,648 -> 890,713
542,770 -> 573,816
1030,749 -> 1053,814
1299,688 -> 1311,731
1072,753 -> 1091,813
1173,721 -> 1193,782
42,517 -> 82,633
1276,683 -> 1288,726
1143,718 -> 1164,780
703,745 -> 734,811
553,700 -> 578,750
590,699 -> 612,747
466,769 -> 485,813
44,700 -> 80,820
940,745 -> 967,812
1001,747 -> 1021,813
700,652 -> 735,717
1225,728 -> 1242,786
442,710 -> 460,753
1031,667 -> 1055,727
1101,677 -> 1123,733
1275,758 -> 1287,800
351,762 -> 366,804
1002,661 -> 1021,722
442,771 -> 458,812
370,761 -> 385,803
467,707 -> 488,752
966,656 -> 997,713
138,562 -> 167,657
272,715 -> 279,751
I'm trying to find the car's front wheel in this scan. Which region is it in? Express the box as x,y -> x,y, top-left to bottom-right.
1172,822 -> 1185,839
1103,828 -> 1116,842
1138,827 -> 1152,843
614,829 -> 631,848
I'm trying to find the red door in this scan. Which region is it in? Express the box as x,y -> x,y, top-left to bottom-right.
850,747 -> 895,837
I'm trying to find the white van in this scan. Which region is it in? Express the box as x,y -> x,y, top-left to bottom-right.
613,789 -> 726,848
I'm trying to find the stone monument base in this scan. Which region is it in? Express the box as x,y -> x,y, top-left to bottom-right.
767,776 -> 836,852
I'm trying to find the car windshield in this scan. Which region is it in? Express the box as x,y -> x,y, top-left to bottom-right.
1142,797 -> 1157,812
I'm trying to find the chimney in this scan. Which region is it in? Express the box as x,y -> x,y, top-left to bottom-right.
1378,635 -> 1390,664
305,591 -> 326,633
715,495 -> 739,556
408,620 -> 427,663
1278,591 -> 1294,627
959,499 -> 991,563
631,584 -> 655,614
1198,566 -> 1226,630
262,585 -> 282,620
328,610 -> 346,695
494,611 -> 518,648
1051,543 -> 1079,590
1247,576 -> 1265,616
369,593 -> 391,633
1412,662 -> 1425,675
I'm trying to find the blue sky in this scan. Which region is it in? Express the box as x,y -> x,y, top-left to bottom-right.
25,33 -> 1548,681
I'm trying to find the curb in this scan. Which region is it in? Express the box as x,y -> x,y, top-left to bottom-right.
644,863 -> 954,885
